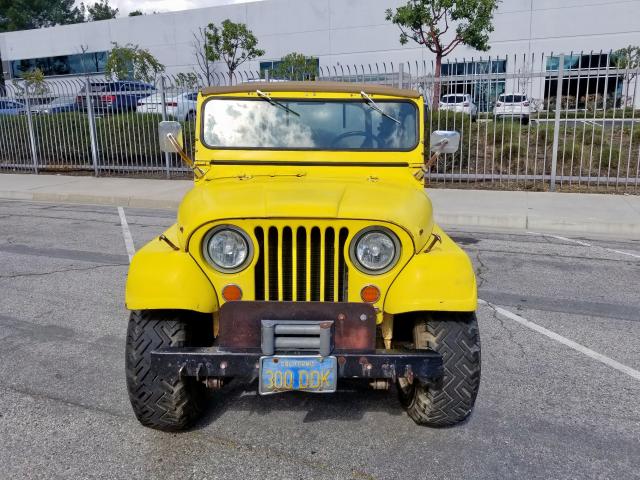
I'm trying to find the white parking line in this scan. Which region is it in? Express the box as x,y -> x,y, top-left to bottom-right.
527,231 -> 640,259
606,248 -> 640,259
117,207 -> 135,263
530,232 -> 592,247
479,299 -> 640,381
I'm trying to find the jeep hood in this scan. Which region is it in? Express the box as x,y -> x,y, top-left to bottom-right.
177,176 -> 434,251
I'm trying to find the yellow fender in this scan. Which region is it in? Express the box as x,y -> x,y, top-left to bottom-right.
125,225 -> 218,313
384,226 -> 477,314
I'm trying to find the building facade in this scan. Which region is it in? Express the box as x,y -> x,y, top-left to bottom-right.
1,0 -> 639,108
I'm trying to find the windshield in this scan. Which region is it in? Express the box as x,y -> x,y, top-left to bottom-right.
201,98 -> 418,151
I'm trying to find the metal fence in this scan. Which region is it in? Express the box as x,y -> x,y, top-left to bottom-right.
0,50 -> 638,192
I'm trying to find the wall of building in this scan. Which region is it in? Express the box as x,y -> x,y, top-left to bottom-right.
1,0 -> 639,80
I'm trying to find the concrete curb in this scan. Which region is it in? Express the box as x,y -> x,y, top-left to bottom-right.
2,189 -> 639,238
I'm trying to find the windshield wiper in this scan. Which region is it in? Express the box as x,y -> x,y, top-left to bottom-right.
360,91 -> 400,124
255,90 -> 300,117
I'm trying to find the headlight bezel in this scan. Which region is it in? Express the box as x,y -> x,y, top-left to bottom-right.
349,226 -> 401,275
202,225 -> 254,273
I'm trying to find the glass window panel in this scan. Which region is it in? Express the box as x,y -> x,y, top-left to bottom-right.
202,99 -> 418,151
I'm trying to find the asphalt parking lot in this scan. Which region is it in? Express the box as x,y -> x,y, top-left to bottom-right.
0,199 -> 639,480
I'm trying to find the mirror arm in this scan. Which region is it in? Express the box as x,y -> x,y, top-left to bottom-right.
414,152 -> 440,181
166,133 -> 205,179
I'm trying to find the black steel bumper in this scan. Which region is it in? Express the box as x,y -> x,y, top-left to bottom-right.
150,347 -> 444,383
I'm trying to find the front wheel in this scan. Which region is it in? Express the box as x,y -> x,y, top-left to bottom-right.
397,312 -> 481,427
125,310 -> 212,431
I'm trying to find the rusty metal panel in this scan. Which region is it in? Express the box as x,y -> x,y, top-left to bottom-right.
218,301 -> 376,351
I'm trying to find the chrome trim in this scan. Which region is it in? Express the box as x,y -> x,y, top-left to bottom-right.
349,226 -> 401,275
202,225 -> 254,273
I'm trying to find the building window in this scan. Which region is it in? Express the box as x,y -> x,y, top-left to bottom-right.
441,59 -> 506,76
545,53 -> 612,71
439,59 -> 507,112
544,53 -> 623,107
10,51 -> 108,78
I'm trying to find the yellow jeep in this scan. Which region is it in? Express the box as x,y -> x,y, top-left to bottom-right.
124,82 -> 479,431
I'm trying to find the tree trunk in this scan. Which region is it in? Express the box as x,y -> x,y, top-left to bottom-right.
228,68 -> 234,86
432,54 -> 442,111
0,55 -> 6,93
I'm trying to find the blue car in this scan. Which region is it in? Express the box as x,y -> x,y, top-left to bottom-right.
77,81 -> 156,114
0,99 -> 26,115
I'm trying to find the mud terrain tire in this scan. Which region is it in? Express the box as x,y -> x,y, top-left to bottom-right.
397,312 -> 481,427
125,310 -> 209,431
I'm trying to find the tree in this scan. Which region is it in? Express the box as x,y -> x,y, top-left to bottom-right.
12,67 -> 50,98
385,0 -> 500,109
192,27 -> 216,85
204,19 -> 264,85
174,72 -> 200,90
0,0 -> 83,30
613,45 -> 640,107
80,0 -> 119,21
105,43 -> 164,83
0,0 -> 84,87
128,10 -> 144,17
272,52 -> 318,80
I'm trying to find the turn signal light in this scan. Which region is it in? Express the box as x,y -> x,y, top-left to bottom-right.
222,284 -> 242,302
360,285 -> 381,303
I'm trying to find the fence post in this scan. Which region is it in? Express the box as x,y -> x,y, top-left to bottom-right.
159,76 -> 171,179
265,69 -> 270,82
398,63 -> 404,89
549,53 -> 565,191
85,77 -> 99,176
23,87 -> 39,174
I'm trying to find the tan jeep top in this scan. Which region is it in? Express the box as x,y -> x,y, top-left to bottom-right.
201,81 -> 421,99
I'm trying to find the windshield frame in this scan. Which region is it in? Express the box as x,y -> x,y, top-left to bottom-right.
199,96 -> 420,153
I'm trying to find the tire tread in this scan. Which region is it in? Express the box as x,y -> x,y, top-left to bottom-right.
125,310 -> 205,431
399,312 -> 481,427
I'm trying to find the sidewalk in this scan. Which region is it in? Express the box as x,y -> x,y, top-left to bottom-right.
1,173 -> 639,238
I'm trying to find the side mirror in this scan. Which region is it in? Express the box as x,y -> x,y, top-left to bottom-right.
157,120 -> 205,179
159,121 -> 184,153
430,130 -> 460,154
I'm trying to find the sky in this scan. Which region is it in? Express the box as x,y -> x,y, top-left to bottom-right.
79,0 -> 259,16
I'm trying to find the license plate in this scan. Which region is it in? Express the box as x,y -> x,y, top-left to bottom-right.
259,356 -> 337,395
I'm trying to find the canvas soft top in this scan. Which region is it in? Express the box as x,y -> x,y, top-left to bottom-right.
201,81 -> 421,99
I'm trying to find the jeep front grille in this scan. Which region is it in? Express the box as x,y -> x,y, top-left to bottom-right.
254,226 -> 349,302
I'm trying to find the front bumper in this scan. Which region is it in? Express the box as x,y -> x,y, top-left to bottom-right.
151,347 -> 443,383
150,301 -> 444,384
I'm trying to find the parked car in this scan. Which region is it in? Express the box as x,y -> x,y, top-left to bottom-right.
0,99 -> 26,116
136,92 -> 198,121
30,96 -> 78,114
494,93 -> 532,124
76,81 -> 156,114
439,94 -> 478,120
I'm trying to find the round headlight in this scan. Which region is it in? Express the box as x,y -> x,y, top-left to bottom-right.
350,227 -> 401,274
203,226 -> 253,273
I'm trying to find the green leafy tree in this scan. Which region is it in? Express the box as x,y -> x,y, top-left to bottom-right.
174,72 -> 200,90
272,52 -> 318,80
204,19 -> 264,85
128,10 -> 144,17
14,67 -> 50,98
80,0 -> 119,21
105,43 -> 165,83
385,0 -> 500,108
0,0 -> 83,30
